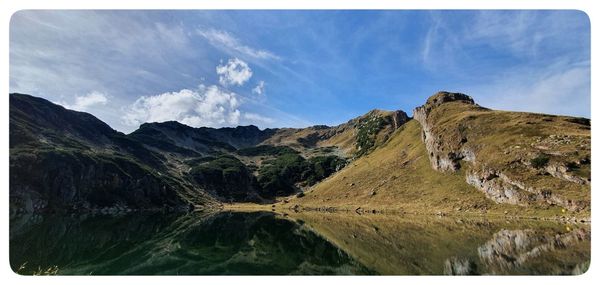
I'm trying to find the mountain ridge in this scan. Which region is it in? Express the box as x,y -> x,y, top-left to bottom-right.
9,92 -> 591,218
289,91 -> 590,218
9,92 -> 407,214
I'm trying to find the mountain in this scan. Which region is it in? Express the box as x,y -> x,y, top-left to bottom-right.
9,94 -> 218,215
9,92 -> 591,218
291,92 -> 590,218
10,93 -> 404,214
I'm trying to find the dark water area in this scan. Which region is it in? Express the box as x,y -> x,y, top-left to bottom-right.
9,211 -> 590,275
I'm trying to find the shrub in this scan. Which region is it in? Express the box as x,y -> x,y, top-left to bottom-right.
256,154 -> 347,197
236,145 -> 298,156
356,115 -> 385,157
190,155 -> 256,200
530,154 -> 550,169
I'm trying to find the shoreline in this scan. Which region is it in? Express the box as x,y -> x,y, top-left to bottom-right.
221,202 -> 591,224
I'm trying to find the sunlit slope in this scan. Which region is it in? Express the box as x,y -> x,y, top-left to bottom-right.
413,92 -> 590,212
293,120 -> 575,217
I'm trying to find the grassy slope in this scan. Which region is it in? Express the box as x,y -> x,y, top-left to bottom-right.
262,109 -> 403,157
429,102 -> 590,206
292,120 -> 581,218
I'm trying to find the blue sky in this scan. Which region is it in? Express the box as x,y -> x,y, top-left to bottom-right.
10,10 -> 590,133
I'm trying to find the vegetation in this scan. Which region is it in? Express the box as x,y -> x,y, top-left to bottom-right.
190,155 -> 258,201
305,155 -> 347,185
9,92 -> 590,217
530,154 -> 550,169
257,153 -> 347,198
236,145 -> 298,156
292,120 -> 585,218
355,115 -> 386,157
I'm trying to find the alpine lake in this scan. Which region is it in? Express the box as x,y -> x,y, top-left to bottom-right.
10,210 -> 590,275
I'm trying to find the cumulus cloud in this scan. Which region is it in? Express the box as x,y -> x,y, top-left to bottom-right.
252,81 -> 266,95
123,85 -> 242,128
216,58 -> 253,86
59,91 -> 108,111
197,28 -> 280,60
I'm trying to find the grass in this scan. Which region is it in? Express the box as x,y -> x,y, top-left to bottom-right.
423,102 -> 591,211
15,262 -> 59,275
290,120 -> 585,219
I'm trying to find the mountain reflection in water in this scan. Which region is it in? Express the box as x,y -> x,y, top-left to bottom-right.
10,211 -> 589,275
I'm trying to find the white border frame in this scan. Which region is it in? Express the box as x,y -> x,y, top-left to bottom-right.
0,1 -> 596,284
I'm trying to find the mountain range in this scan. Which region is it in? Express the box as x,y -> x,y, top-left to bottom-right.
9,92 -> 591,218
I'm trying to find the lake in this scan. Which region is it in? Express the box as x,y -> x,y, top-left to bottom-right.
10,211 -> 590,275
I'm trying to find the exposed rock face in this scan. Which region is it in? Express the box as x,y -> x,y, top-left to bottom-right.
391,110 -> 411,129
413,91 -> 478,172
413,91 -> 590,212
444,257 -> 478,275
10,93 -> 218,215
10,150 -> 194,215
544,162 -> 590,185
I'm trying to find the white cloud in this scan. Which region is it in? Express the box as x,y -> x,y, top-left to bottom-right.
123,85 -> 242,128
59,91 -> 108,111
252,81 -> 265,95
216,58 -> 253,86
197,28 -> 280,60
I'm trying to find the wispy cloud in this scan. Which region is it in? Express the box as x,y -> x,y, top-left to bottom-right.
469,61 -> 590,118
197,28 -> 280,60
58,91 -> 108,112
420,10 -> 589,76
243,112 -> 274,125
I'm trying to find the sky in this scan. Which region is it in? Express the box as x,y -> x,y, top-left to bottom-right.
9,10 -> 590,133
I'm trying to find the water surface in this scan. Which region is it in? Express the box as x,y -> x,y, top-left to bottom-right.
10,211 -> 590,275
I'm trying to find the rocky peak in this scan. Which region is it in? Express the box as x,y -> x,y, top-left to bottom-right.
425,91 -> 475,108
414,92 -> 475,122
390,110 -> 411,130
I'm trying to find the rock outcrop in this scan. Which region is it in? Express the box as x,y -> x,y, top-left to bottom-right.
413,91 -> 590,212
413,92 -> 479,171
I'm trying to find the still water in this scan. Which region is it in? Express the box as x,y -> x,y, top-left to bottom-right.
10,211 -> 590,275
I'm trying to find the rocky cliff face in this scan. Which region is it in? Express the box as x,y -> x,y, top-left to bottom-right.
413,91 -> 590,211
413,92 -> 480,171
10,94 -> 218,215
